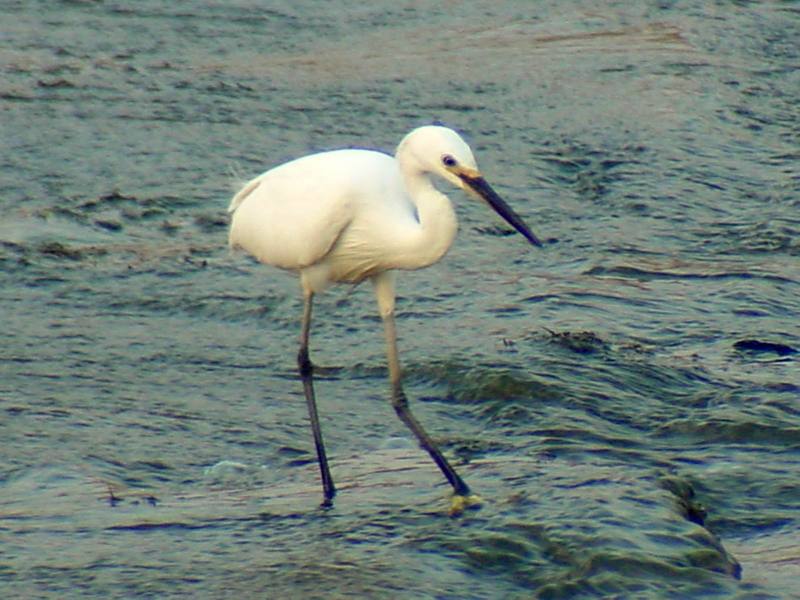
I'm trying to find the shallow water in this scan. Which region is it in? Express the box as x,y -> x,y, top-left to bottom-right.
1,1 -> 798,598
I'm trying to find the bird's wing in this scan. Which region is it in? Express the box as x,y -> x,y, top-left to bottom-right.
228,150 -> 390,271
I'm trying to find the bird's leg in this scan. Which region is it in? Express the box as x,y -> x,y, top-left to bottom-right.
298,291 -> 336,506
381,311 -> 481,514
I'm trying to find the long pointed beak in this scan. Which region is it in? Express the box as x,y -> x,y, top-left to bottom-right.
460,174 -> 543,247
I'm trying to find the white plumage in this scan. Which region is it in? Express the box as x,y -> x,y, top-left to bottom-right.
228,126 -> 487,294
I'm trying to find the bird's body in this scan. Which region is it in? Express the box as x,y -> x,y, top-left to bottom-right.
229,147 -> 457,292
228,126 -> 541,513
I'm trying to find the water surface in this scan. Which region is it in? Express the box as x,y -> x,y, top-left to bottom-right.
1,1 -> 798,598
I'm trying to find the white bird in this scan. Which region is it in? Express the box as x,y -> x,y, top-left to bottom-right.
228,125 -> 541,514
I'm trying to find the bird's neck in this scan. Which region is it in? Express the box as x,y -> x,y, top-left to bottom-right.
398,169 -> 458,270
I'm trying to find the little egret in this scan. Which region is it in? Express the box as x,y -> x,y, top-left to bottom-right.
228,125 -> 541,513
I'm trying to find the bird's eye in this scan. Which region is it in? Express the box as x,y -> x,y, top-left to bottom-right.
442,155 -> 457,168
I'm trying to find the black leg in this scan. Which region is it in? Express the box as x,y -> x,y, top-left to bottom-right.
381,311 -> 477,505
298,292 -> 336,506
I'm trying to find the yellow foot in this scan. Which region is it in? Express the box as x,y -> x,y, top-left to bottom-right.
449,493 -> 484,517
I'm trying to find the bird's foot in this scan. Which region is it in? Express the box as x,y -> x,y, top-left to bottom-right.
449,493 -> 483,517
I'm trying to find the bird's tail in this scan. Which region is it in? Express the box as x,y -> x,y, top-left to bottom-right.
228,176 -> 262,215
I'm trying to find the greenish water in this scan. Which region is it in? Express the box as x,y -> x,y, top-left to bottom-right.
1,1 -> 798,598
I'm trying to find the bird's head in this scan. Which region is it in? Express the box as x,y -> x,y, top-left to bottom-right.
397,125 -> 542,247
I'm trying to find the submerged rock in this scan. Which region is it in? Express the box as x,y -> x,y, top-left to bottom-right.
733,339 -> 797,357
